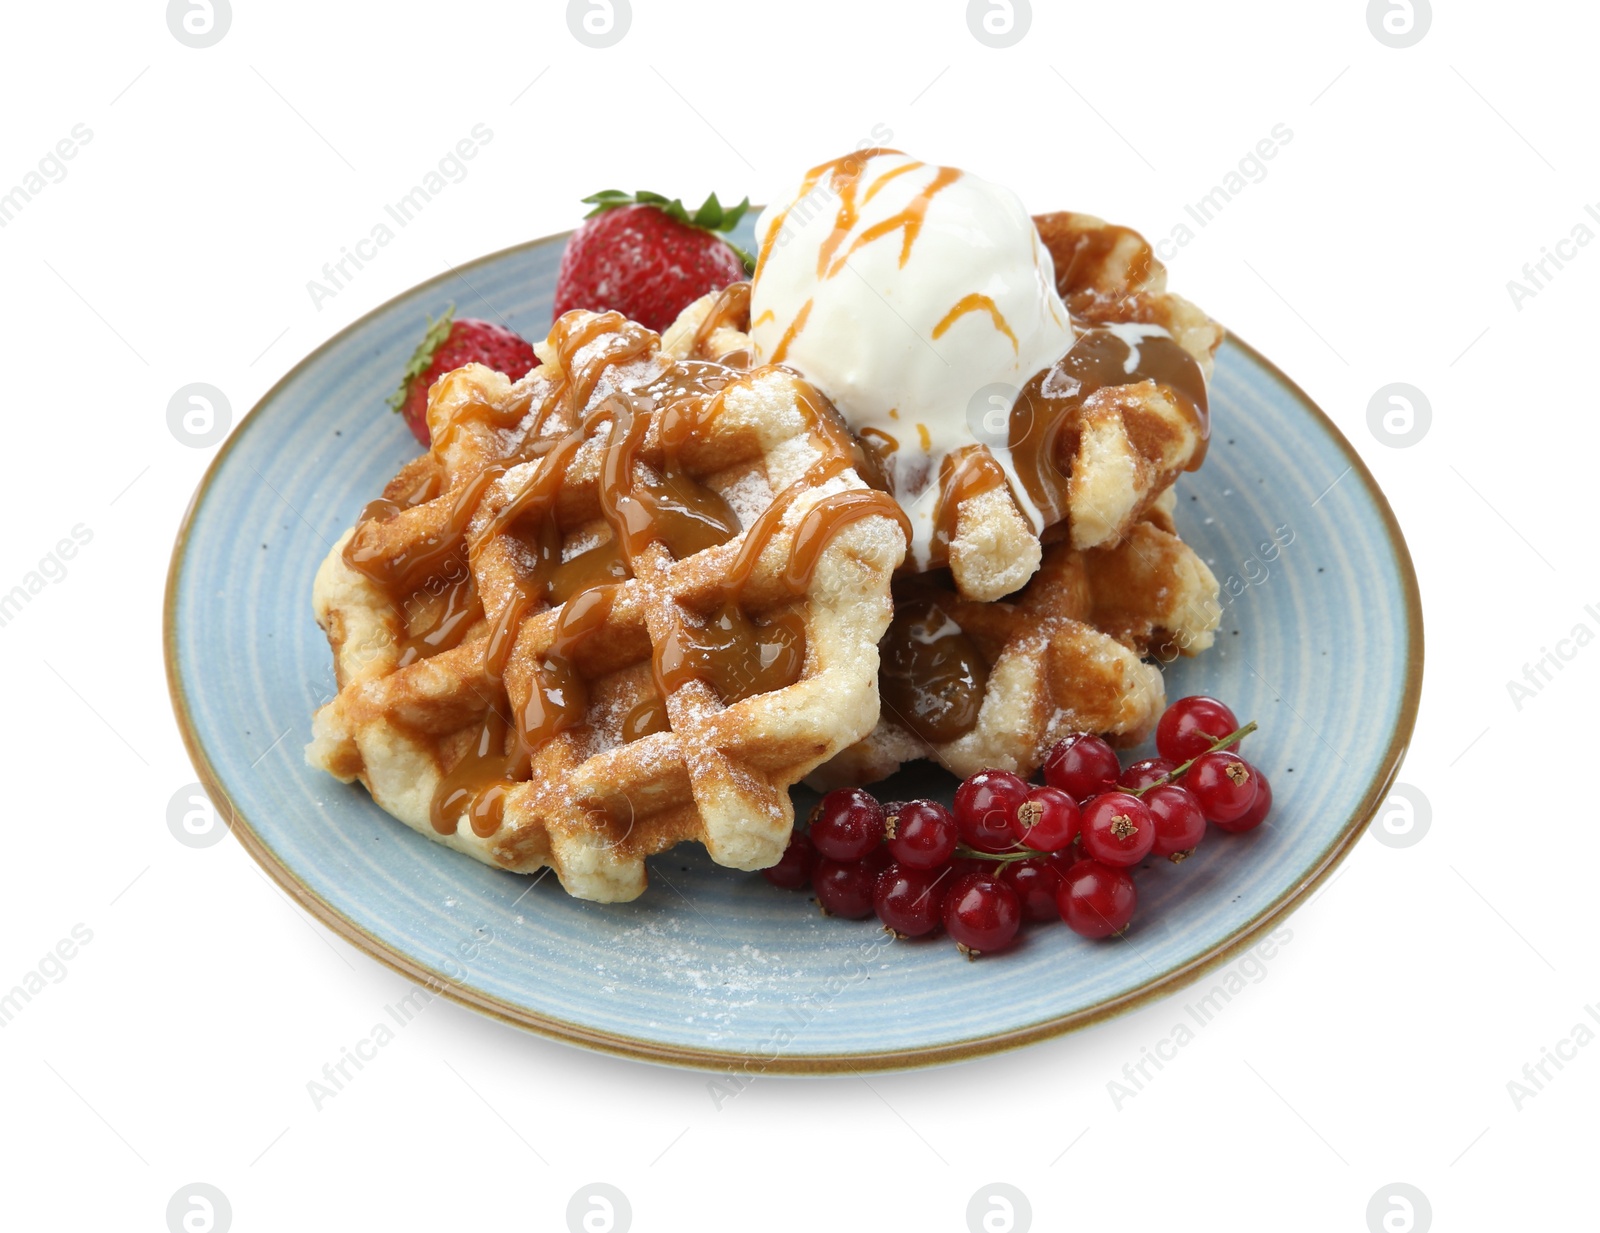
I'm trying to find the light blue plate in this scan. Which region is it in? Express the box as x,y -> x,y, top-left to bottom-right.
165,223 -> 1422,1072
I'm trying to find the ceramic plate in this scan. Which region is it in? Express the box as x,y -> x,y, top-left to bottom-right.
165,223 -> 1422,1072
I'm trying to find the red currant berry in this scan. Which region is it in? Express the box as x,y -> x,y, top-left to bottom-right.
809,787 -> 885,861
1186,751 -> 1258,823
1214,767 -> 1272,833
1044,843 -> 1088,878
762,830 -> 817,889
953,770 -> 1029,853
942,873 -> 1022,956
813,855 -> 883,918
873,862 -> 946,937
1001,858 -> 1065,923
1009,785 -> 1080,852
935,858 -> 985,903
1145,784 -> 1207,859
1056,860 -> 1137,938
936,867 -> 982,912
1156,695 -> 1240,762
1043,733 -> 1121,800
907,862 -> 967,921
1080,791 -> 1156,867
886,799 -> 959,869
1119,756 -> 1177,793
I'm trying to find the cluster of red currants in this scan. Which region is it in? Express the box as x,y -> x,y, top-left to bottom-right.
763,696 -> 1272,958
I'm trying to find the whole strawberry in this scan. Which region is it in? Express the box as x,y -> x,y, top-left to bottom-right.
388,306 -> 538,446
553,190 -> 753,334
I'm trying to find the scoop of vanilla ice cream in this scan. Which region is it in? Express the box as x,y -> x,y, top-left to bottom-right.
749,151 -> 1073,567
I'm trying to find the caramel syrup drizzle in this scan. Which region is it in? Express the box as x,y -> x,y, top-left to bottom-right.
430,708 -> 523,839
927,446 -> 1010,566
517,582 -> 619,751
767,300 -> 812,366
931,293 -> 1018,353
691,281 -> 752,357
426,323 -> 739,835
334,306 -> 905,841
784,490 -> 911,592
428,382 -> 536,453
346,490 -> 479,670
652,453 -> 910,707
825,165 -> 963,279
916,324 -> 1210,562
1007,326 -> 1209,532
343,464 -> 505,667
1045,217 -> 1158,304
752,150 -> 966,364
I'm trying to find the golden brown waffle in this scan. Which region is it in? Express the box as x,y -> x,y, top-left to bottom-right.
925,212 -> 1224,602
807,212 -> 1226,785
308,304 -> 907,902
809,490 -> 1220,788
1035,211 -> 1224,373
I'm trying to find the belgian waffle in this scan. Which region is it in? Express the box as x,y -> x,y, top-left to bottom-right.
663,260 -> 1224,785
807,212 -> 1226,782
917,212 -> 1225,601
809,490 -> 1221,788
1034,211 -> 1224,374
308,304 -> 908,902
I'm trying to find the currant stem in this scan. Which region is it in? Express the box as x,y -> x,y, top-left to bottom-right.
1130,720 -> 1258,797
954,845 -> 1036,866
949,719 -> 1258,862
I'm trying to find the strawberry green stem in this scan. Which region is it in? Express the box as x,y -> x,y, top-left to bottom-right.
580,189 -> 756,272
388,305 -> 456,414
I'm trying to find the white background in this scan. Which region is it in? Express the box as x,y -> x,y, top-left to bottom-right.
1,1 -> 1593,1230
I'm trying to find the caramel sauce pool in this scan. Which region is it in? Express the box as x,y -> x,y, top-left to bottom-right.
879,598 -> 989,745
